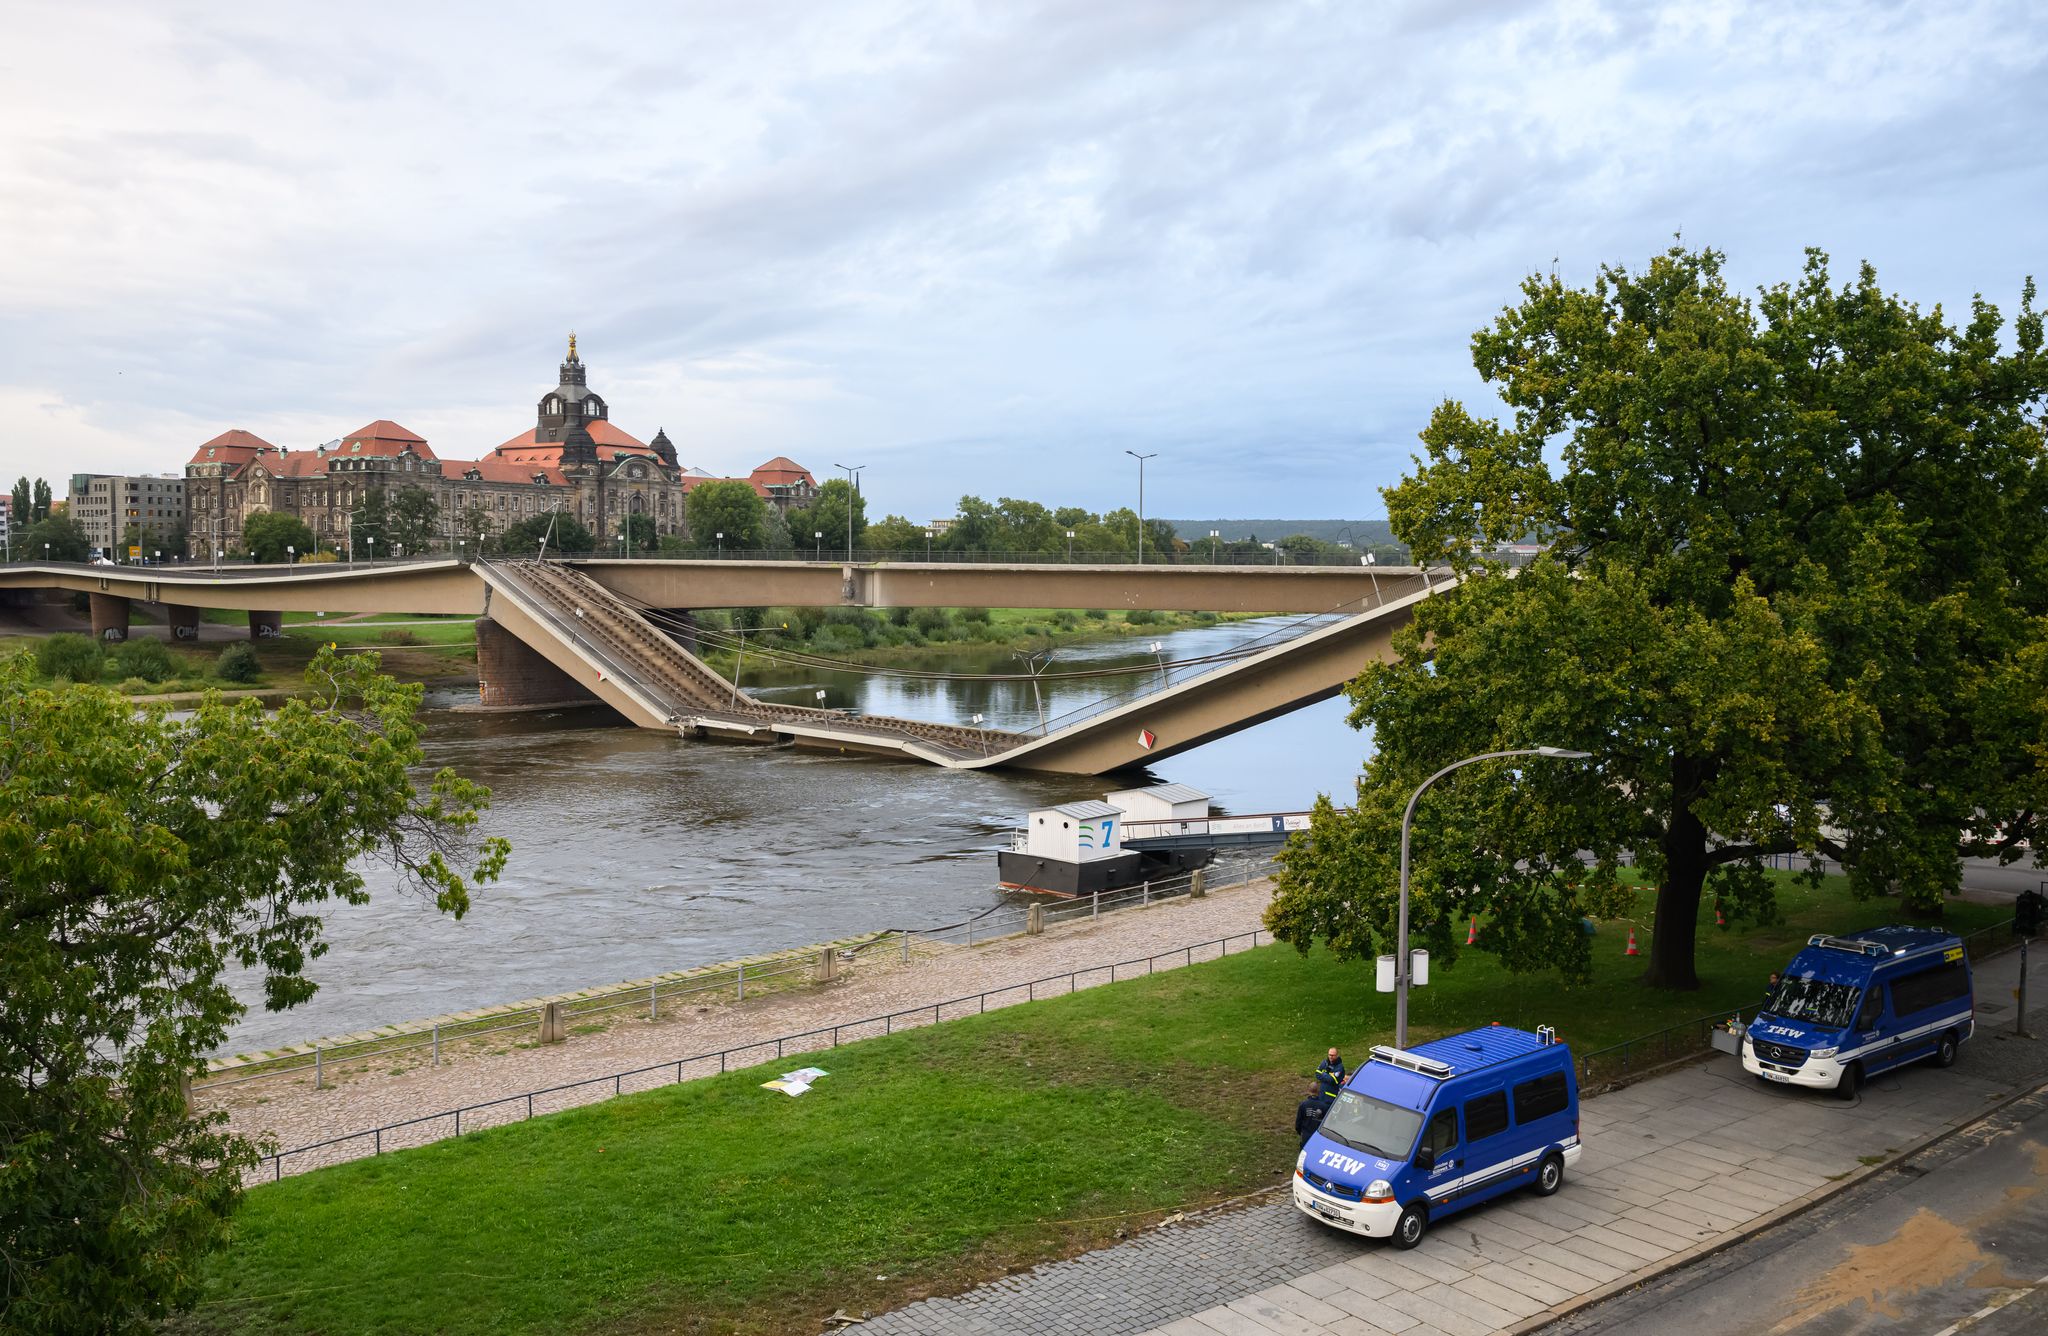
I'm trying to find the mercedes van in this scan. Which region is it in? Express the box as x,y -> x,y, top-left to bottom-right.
1743,927 -> 1973,1098
1292,1024 -> 1581,1249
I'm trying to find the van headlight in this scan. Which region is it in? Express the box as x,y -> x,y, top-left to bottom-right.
1295,1150 -> 1306,1175
1363,1179 -> 1395,1204
1809,1046 -> 1837,1059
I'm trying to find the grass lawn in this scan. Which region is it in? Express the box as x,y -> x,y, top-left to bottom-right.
186,876 -> 2005,1336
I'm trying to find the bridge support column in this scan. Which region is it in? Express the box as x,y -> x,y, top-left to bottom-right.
476,617 -> 597,710
88,593 -> 130,642
166,605 -> 202,642
248,610 -> 283,640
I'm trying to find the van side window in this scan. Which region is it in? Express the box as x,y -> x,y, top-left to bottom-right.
1512,1072 -> 1569,1123
1890,960 -> 1969,1016
1423,1108 -> 1459,1159
1855,988 -> 1882,1030
1465,1091 -> 1509,1141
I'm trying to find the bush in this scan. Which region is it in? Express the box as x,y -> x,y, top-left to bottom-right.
887,606 -> 912,627
114,638 -> 174,683
215,643 -> 262,683
1125,608 -> 1160,625
1083,608 -> 1109,621
813,623 -> 869,654
1054,610 -> 1079,629
36,634 -> 104,684
909,607 -> 951,637
379,628 -> 420,645
958,606 -> 992,624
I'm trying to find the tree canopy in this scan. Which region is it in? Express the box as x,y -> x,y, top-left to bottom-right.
240,510 -> 316,563
21,515 -> 89,562
0,647 -> 509,1332
788,478 -> 866,556
687,480 -> 769,550
1267,245 -> 2048,991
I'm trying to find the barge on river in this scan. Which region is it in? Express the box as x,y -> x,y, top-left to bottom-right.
998,782 -> 1313,897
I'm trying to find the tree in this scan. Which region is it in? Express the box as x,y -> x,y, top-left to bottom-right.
789,478 -> 865,555
30,479 -> 51,523
866,514 -> 927,554
499,510 -> 592,556
1268,246 -> 2048,992
23,516 -> 89,562
0,648 -> 508,1332
9,478 -> 28,526
687,480 -> 767,551
349,488 -> 391,557
457,504 -> 495,556
387,485 -> 439,556
241,510 -> 316,564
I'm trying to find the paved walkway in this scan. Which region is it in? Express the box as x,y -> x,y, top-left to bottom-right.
863,945 -> 2048,1336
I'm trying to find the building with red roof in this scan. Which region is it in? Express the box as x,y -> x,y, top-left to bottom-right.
182,337 -> 818,556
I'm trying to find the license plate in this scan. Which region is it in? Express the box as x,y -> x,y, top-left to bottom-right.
1764,1070 -> 1788,1082
1312,1204 -> 1343,1221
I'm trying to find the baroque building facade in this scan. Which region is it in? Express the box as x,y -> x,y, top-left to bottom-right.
184,338 -> 816,557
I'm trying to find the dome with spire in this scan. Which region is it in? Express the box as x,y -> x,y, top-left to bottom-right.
649,427 -> 677,467
535,331 -> 609,442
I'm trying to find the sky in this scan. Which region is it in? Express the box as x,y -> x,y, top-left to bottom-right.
1,0 -> 2042,523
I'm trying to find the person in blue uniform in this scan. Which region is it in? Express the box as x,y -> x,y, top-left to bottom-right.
1315,1047 -> 1346,1099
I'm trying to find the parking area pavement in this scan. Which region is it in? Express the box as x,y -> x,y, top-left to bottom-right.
862,946 -> 2048,1336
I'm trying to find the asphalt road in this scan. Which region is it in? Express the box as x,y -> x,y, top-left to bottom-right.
1552,1083 -> 2048,1336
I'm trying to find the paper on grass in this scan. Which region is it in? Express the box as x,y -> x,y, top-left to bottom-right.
784,1067 -> 829,1082
761,1078 -> 812,1097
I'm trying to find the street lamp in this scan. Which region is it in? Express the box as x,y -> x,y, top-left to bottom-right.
1391,747 -> 1593,1047
1149,640 -> 1167,688
1209,529 -> 1220,563
715,531 -> 724,558
1124,450 -> 1157,563
366,535 -> 376,563
835,463 -> 865,561
1066,529 -> 1075,562
814,530 -> 823,561
286,545 -> 295,566
619,528 -> 628,559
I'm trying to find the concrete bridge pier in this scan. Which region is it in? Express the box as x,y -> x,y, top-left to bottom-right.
475,617 -> 597,711
88,592 -> 129,642
248,610 -> 283,640
167,605 -> 202,642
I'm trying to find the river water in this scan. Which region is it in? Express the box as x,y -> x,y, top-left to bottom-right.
220,616 -> 1372,1052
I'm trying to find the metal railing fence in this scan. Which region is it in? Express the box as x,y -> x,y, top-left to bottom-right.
254,919 -> 1278,1183
201,853 -> 1280,1094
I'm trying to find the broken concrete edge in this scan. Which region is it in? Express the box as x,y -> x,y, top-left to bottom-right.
1504,1072 -> 2048,1336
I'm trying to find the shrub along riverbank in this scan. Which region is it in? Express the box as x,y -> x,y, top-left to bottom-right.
691,605 -> 1244,673
181,874 -> 2004,1336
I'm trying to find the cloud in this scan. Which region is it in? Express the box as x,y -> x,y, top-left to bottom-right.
1,0 -> 2041,520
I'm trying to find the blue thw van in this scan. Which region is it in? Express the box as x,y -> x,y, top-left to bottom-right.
1292,1024 -> 1580,1249
1744,926 -> 1974,1098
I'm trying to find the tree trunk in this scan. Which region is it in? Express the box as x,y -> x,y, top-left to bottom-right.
1643,773 -> 1707,990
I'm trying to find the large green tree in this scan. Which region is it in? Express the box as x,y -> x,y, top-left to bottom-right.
240,510 -> 316,564
0,648 -> 508,1333
688,480 -> 768,551
387,484 -> 440,556
789,478 -> 866,556
1268,246 -> 2048,991
23,516 -> 90,563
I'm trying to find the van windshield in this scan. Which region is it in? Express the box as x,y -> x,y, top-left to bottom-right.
1765,977 -> 1862,1029
1317,1089 -> 1424,1160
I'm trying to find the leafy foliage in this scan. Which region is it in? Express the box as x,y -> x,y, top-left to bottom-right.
686,479 -> 768,550
114,637 -> 175,683
0,648 -> 508,1333
498,511 -> 594,556
213,642 -> 262,684
34,633 -> 103,683
1269,245 -> 2048,990
386,485 -> 440,556
240,511 -> 315,564
22,515 -> 89,562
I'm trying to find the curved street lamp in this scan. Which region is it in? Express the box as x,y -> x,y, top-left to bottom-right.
1393,746 -> 1593,1047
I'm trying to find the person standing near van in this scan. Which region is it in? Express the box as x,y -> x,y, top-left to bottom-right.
1296,1082 -> 1332,1144
1315,1047 -> 1347,1098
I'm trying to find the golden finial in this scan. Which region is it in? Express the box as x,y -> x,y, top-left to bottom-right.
568,330 -> 578,361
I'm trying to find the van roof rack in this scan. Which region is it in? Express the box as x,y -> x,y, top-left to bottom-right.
1368,1045 -> 1456,1079
1807,934 -> 1889,958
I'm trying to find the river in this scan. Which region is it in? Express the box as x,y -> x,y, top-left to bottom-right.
220,616 -> 1372,1052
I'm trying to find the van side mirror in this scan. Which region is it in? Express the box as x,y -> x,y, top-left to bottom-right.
1414,1147 -> 1435,1171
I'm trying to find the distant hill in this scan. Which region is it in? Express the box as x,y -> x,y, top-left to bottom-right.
1166,519 -> 1396,545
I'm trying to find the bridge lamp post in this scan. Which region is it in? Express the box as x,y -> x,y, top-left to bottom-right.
286,545 -> 294,567
715,531 -> 723,558
1124,450 -> 1157,564
1209,529 -> 1220,563
366,536 -> 376,564
1149,640 -> 1168,688
1391,747 -> 1593,1048
1066,529 -> 1075,562
619,527 -> 628,560
835,464 -> 865,561
814,530 -> 823,561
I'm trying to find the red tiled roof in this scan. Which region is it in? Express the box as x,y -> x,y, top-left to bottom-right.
444,457 -> 568,486
186,428 -> 275,466
493,420 -> 647,457
749,456 -> 815,487
264,451 -> 331,478
340,420 -> 436,459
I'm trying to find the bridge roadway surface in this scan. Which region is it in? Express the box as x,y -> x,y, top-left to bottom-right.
0,557 -> 1445,774
856,946 -> 2048,1336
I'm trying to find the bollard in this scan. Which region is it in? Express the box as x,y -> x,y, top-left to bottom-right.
814,949 -> 838,982
539,1002 -> 566,1044
651,983 -> 659,1020
1142,879 -> 1150,908
432,1024 -> 440,1067
1027,904 -> 1045,936
1092,889 -> 1100,921
2020,938 -> 2033,1040
314,1046 -> 323,1090
737,962 -> 745,1002
902,931 -> 910,962
1191,868 -> 1207,899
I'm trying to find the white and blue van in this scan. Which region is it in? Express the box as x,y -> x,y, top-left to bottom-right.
1744,926 -> 1974,1098
1292,1024 -> 1581,1249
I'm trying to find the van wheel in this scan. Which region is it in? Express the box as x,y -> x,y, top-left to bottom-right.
1534,1153 -> 1565,1197
1391,1202 -> 1428,1250
1933,1032 -> 1959,1068
1834,1062 -> 1862,1100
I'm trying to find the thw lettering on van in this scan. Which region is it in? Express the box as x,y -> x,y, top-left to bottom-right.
1317,1149 -> 1368,1176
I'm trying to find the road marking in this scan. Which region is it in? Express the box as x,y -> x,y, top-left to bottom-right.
1923,1269 -> 2048,1336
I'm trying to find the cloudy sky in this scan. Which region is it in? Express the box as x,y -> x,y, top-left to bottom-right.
2,0 -> 2041,523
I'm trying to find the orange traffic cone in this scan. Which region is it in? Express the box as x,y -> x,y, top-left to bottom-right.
1625,928 -> 1641,957
1466,915 -> 1478,946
